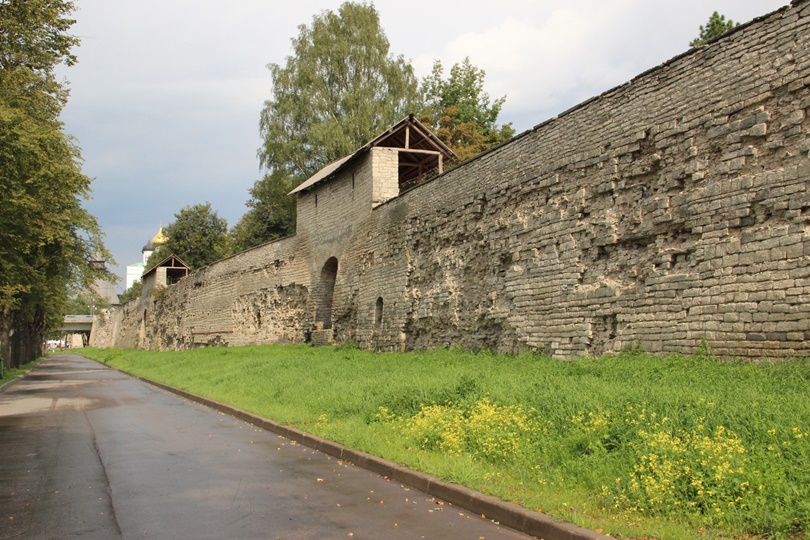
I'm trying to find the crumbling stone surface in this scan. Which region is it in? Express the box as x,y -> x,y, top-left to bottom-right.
93,2 -> 810,358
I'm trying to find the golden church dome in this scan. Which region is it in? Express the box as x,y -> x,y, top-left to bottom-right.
152,226 -> 168,245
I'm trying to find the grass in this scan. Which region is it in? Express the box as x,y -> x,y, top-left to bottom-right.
75,344 -> 810,539
0,357 -> 40,386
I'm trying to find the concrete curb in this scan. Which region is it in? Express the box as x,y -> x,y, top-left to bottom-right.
0,375 -> 24,392
95,358 -> 611,540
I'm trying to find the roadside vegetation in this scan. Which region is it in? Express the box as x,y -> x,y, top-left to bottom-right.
76,344 -> 809,539
1,1 -> 113,371
0,357 -> 40,386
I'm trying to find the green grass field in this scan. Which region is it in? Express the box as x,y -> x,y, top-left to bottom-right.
76,344 -> 810,539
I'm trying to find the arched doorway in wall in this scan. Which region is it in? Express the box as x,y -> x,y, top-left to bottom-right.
316,257 -> 338,330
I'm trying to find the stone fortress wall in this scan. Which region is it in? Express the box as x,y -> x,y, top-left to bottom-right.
92,1 -> 810,358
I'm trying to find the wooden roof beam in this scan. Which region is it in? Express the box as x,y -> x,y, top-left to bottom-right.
398,148 -> 441,156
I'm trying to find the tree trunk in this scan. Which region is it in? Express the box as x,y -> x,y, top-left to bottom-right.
0,308 -> 44,370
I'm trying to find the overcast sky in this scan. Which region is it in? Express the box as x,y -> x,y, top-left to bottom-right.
56,0 -> 788,292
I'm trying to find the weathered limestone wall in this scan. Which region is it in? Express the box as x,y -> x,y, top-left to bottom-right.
367,1 -> 810,358
92,231 -> 312,349
93,2 -> 810,358
92,150 -> 383,350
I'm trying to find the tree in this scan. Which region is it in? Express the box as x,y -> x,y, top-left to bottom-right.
419,58 -> 514,162
63,291 -> 110,315
0,0 -> 78,117
1,0 -> 113,369
119,280 -> 143,304
240,2 -> 421,251
230,170 -> 296,252
255,2 -> 420,222
147,203 -> 229,271
690,11 -> 739,47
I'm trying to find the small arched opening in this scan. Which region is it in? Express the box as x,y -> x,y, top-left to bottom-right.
375,297 -> 383,328
316,257 -> 338,329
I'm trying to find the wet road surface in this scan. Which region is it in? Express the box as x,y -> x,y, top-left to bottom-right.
0,355 -> 532,539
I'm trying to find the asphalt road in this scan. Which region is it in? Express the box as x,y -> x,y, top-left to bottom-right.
0,354 -> 532,539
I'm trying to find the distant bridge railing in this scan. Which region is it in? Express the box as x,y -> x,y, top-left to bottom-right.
58,315 -> 94,332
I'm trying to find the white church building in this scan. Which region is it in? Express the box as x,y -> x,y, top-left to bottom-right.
125,226 -> 167,290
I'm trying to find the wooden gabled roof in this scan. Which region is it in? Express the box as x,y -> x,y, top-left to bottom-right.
289,114 -> 456,195
142,254 -> 191,278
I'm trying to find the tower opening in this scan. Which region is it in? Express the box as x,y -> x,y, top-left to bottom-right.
316,257 -> 338,329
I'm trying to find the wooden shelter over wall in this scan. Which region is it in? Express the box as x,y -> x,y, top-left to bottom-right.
290,114 -> 457,199
142,254 -> 190,295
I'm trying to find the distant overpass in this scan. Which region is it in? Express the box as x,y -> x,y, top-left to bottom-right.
59,315 -> 94,333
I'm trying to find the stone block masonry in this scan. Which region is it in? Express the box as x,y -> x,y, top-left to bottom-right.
92,1 -> 810,359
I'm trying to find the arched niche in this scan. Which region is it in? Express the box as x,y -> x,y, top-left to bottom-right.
375,297 -> 383,328
316,257 -> 338,329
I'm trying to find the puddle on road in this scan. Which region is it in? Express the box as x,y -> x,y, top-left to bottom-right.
9,379 -> 97,391
0,396 -> 101,417
29,368 -> 109,376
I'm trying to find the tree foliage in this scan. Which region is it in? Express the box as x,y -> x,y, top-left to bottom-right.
0,0 -> 78,116
690,11 -> 739,47
259,2 -> 420,182
63,291 -> 110,315
230,170 -> 296,253
1,0 -> 112,369
238,2 -> 421,250
241,6 -> 515,252
147,203 -> 229,271
119,280 -> 143,305
420,58 -> 514,162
